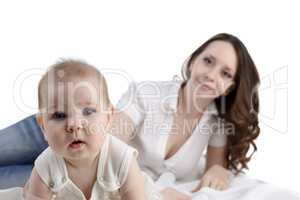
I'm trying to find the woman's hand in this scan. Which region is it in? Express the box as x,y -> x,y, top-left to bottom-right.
161,187 -> 192,200
191,165 -> 230,192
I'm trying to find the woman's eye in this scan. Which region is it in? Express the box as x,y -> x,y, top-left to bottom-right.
222,71 -> 233,79
203,57 -> 213,65
52,111 -> 66,120
82,107 -> 96,116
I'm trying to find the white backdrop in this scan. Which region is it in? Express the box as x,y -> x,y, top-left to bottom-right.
0,0 -> 299,192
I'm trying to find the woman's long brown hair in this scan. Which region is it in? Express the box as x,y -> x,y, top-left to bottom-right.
182,33 -> 260,174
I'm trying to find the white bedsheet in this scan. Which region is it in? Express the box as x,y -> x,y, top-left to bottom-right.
155,172 -> 300,200
1,173 -> 299,200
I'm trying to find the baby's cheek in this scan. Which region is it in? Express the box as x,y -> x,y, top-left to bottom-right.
48,137 -> 66,154
85,117 -> 109,135
87,134 -> 105,153
85,122 -> 102,136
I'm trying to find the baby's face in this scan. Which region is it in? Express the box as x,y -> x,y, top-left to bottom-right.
38,77 -> 110,161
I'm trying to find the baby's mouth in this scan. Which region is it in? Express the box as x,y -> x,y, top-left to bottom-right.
69,140 -> 86,149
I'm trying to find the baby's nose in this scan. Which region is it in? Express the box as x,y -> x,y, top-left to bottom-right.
66,125 -> 82,133
66,116 -> 85,133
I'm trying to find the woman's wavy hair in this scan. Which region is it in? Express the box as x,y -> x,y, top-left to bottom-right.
181,33 -> 260,174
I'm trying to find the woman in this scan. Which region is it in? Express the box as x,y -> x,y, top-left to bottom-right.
1,33 -> 299,199
113,33 -> 260,199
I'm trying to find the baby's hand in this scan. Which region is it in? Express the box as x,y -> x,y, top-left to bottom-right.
161,187 -> 192,200
191,165 -> 230,192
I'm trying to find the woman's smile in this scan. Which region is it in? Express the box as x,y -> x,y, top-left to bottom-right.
200,83 -> 215,91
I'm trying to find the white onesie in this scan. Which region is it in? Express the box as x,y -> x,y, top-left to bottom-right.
33,134 -> 161,200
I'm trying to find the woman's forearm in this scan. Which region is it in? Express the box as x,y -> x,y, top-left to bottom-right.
204,145 -> 227,172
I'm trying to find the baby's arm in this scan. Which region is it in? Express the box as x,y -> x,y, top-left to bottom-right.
119,158 -> 147,200
23,167 -> 53,200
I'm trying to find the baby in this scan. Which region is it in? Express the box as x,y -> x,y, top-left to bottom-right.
22,59 -> 161,200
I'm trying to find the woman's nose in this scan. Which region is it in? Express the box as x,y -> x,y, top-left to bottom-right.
205,68 -> 218,82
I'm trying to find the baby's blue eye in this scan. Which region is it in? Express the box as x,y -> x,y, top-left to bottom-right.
82,107 -> 96,116
52,111 -> 66,120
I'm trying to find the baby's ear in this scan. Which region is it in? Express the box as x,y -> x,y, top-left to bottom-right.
36,113 -> 48,142
35,113 -> 45,132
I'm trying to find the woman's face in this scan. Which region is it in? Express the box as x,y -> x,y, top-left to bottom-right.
188,40 -> 238,99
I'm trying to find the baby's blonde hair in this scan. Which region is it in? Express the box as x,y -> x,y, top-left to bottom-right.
38,58 -> 111,112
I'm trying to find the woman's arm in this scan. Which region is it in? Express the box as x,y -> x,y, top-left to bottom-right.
205,145 -> 227,171
112,82 -> 146,143
191,145 -> 230,192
